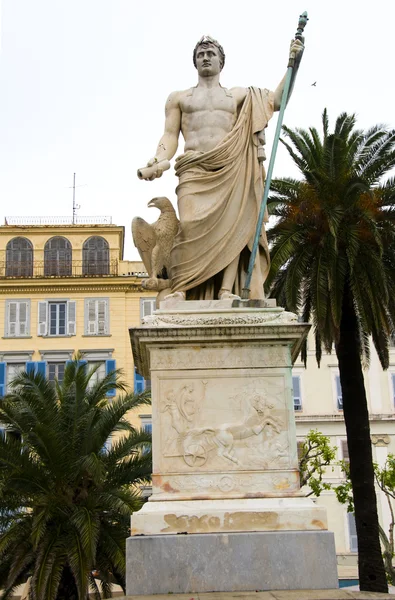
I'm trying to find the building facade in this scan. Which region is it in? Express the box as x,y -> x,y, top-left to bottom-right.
293,337 -> 395,579
0,219 -> 155,429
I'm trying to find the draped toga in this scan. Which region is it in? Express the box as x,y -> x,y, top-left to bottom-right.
169,87 -> 274,300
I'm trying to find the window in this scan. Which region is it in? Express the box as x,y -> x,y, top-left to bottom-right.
341,439 -> 350,467
84,298 -> 109,335
292,375 -> 302,411
391,373 -> 395,407
48,362 -> 65,385
6,363 -> 24,392
44,236 -> 72,277
4,300 -> 30,337
297,440 -> 305,464
87,361 -> 106,389
347,512 -> 358,552
0,354 -> 36,397
37,300 -> 76,336
82,237 -> 109,276
140,298 -> 156,323
134,369 -> 150,394
6,237 -> 33,277
140,415 -> 152,456
79,351 -> 116,398
140,415 -> 152,435
335,374 -> 343,410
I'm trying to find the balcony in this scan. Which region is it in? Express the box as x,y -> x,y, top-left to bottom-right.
0,259 -> 119,279
4,216 -> 112,225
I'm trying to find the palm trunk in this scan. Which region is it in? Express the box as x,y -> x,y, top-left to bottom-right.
56,565 -> 79,600
336,285 -> 388,592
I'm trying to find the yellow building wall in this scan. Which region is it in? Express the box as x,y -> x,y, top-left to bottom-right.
0,223 -> 156,430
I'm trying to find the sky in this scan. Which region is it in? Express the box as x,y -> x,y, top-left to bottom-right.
0,0 -> 394,260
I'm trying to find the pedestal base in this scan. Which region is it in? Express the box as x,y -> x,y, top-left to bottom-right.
125,530 -> 338,595
131,497 -> 328,535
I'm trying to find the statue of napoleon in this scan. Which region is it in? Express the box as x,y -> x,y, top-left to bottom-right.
136,36 -> 304,300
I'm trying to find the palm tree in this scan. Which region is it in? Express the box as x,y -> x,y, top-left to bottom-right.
0,359 -> 152,599
266,110 -> 395,592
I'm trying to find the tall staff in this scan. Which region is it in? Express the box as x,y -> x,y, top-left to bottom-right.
242,11 -> 309,300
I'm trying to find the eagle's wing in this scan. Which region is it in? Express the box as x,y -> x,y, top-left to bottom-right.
132,217 -> 156,275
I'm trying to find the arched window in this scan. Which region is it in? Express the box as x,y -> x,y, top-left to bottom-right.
44,237 -> 72,276
6,237 -> 33,277
83,236 -> 109,275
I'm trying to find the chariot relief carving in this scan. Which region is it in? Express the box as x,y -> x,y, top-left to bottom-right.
159,378 -> 290,471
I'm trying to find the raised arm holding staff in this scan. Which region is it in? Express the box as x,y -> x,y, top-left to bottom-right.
136,30 -> 304,300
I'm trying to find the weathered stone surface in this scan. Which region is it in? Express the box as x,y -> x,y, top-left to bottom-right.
126,531 -> 338,594
131,497 -> 327,536
119,588 -> 395,600
118,591 -> 395,600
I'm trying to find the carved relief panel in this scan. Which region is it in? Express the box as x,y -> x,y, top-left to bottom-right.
154,371 -> 295,474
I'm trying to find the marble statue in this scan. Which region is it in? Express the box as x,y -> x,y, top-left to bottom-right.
137,36 -> 304,300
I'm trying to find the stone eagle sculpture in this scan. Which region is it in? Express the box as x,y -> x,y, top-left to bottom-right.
132,197 -> 179,291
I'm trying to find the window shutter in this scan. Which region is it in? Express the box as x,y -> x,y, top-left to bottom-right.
7,301 -> 18,336
67,301 -> 76,335
18,301 -> 29,336
26,361 -> 36,375
105,359 -> 116,397
297,440 -> 305,463
38,301 -> 48,336
98,299 -> 107,334
134,370 -> 145,393
0,362 -> 5,397
347,513 -> 358,552
336,375 -> 343,409
86,299 -> 97,335
341,439 -> 350,465
36,361 -> 46,377
141,298 -> 155,322
292,375 -> 302,410
77,359 -> 87,374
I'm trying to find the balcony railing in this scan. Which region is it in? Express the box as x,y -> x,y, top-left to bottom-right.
0,260 -> 119,279
4,216 -> 112,226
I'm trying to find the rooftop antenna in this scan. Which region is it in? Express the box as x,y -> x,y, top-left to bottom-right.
72,172 -> 81,224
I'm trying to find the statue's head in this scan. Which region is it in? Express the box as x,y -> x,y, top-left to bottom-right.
193,35 -> 225,72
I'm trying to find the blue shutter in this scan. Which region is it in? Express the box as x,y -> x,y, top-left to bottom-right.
77,360 -> 87,374
0,362 -> 5,397
36,361 -> 46,377
134,370 -> 145,394
26,361 -> 36,375
106,359 -> 116,397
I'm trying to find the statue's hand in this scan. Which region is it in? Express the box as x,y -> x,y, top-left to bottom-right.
137,157 -> 165,181
289,38 -> 304,64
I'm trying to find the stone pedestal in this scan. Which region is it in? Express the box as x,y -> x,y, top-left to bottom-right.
127,301 -> 337,594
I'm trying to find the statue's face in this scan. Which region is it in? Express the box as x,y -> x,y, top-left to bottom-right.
195,43 -> 221,77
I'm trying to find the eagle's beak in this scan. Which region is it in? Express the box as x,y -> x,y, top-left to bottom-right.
148,198 -> 157,208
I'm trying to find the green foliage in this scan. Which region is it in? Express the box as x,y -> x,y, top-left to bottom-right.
298,429 -> 336,496
333,462 -> 354,513
267,110 -> 395,368
0,358 -> 152,600
334,455 -> 395,584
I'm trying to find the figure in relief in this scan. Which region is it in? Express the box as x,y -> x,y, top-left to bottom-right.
137,35 -> 304,300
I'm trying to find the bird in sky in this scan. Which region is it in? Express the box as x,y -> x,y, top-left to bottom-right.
311,82 -> 317,87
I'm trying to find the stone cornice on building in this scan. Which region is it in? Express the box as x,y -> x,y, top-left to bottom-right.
0,276 -> 147,294
296,413 -> 395,422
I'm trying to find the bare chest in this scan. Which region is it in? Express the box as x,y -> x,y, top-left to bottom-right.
180,88 -> 237,116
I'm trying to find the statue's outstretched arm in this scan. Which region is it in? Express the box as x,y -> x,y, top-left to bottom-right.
137,92 -> 181,181
273,39 -> 304,111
